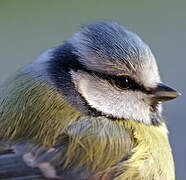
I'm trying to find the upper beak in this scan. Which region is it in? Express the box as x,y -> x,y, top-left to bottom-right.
152,83 -> 181,101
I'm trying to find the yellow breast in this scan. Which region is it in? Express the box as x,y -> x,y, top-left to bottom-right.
117,120 -> 175,180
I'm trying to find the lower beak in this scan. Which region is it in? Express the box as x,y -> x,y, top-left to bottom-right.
152,83 -> 180,101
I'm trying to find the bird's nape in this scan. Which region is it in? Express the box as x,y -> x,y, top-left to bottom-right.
0,21 -> 179,179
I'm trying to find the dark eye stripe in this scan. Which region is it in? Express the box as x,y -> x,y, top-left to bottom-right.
110,75 -> 142,90
83,69 -> 149,93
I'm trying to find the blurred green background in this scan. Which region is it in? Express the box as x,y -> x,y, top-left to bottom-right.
0,0 -> 185,179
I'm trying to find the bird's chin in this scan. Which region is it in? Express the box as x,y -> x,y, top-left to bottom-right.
94,107 -> 163,126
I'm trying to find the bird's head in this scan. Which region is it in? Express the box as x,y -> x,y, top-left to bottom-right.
26,21 -> 179,125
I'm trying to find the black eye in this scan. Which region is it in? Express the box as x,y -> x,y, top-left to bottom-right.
112,76 -> 131,89
111,76 -> 140,90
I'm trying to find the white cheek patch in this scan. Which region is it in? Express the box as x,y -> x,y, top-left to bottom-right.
71,70 -> 153,125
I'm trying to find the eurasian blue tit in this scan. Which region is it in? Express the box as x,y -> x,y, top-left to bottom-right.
0,21 -> 180,179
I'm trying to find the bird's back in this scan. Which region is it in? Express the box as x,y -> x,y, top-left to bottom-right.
0,73 -> 174,179
0,21 -> 178,180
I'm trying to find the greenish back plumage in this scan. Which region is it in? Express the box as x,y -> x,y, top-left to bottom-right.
0,72 -> 175,180
0,73 -> 82,146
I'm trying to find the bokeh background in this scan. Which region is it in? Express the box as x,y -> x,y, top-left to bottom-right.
0,0 -> 185,179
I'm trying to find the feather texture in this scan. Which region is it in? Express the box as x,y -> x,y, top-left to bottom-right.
0,72 -> 174,179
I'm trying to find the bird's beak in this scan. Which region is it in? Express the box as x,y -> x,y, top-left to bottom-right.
152,83 -> 180,101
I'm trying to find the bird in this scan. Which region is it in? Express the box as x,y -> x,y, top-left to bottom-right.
0,21 -> 180,180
